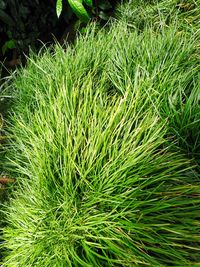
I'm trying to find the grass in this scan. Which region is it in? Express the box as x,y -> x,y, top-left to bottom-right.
116,0 -> 200,165
1,1 -> 200,266
0,62 -> 15,261
0,73 -> 14,178
108,25 -> 200,166
116,0 -> 200,33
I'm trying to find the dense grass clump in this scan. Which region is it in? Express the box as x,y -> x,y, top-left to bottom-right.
117,0 -> 200,33
108,25 -> 200,165
1,11 -> 200,267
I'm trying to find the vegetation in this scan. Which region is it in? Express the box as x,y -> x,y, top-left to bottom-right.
0,0 -> 200,266
116,0 -> 200,165
117,0 -> 200,33
0,0 -> 57,61
0,0 -> 117,66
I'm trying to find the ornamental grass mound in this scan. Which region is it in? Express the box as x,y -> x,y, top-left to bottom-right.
1,19 -> 200,267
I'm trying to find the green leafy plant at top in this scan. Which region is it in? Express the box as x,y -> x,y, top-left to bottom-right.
57,0 -> 93,21
1,40 -> 16,56
56,0 -> 117,22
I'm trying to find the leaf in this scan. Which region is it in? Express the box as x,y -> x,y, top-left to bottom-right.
84,0 -> 93,7
56,0 -> 62,17
68,0 -> 90,22
2,39 -> 16,55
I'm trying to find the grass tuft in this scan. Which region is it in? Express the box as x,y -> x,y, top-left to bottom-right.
1,4 -> 200,267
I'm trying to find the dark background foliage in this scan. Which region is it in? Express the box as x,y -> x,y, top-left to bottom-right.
0,0 -> 58,65
0,0 -> 118,70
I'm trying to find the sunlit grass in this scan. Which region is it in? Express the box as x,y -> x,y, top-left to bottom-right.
107,23 -> 200,164
1,6 -> 200,267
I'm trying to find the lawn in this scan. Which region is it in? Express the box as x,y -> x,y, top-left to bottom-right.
0,1 -> 200,266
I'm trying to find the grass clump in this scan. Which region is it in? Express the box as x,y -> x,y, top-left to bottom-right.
108,24 -> 200,165
117,0 -> 200,33
1,8 -> 200,267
